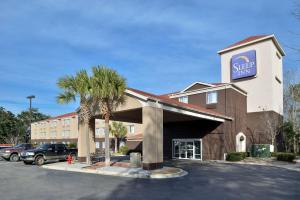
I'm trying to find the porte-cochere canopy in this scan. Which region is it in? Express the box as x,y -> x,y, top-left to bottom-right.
78,88 -> 232,169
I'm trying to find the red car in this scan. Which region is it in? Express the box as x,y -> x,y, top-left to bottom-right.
0,143 -> 34,161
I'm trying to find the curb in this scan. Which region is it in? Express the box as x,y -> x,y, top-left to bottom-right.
213,161 -> 300,172
42,165 -> 188,179
150,168 -> 188,179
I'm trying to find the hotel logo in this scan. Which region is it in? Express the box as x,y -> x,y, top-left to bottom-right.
231,50 -> 257,80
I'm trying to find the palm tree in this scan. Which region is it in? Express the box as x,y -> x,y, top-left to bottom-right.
109,121 -> 127,153
92,66 -> 126,166
57,70 -> 93,165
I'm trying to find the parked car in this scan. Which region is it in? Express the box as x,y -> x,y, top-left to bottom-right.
0,144 -> 13,150
0,143 -> 34,161
20,143 -> 78,166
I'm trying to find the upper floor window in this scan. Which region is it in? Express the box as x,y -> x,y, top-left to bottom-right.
178,96 -> 188,103
206,91 -> 218,104
51,121 -> 57,127
128,125 -> 135,134
63,119 -> 70,126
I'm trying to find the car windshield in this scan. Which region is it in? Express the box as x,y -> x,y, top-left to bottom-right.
37,144 -> 51,150
14,144 -> 24,148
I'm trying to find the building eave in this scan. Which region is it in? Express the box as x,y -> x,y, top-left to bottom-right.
217,34 -> 285,56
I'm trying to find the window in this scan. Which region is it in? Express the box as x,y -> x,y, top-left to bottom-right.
178,96 -> 188,103
96,142 -> 100,149
128,125 -> 135,134
63,119 -> 70,126
206,91 -> 217,104
63,130 -> 70,138
51,121 -> 57,127
96,128 -> 105,137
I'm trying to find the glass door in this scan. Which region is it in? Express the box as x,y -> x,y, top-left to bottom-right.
179,141 -> 186,159
172,139 -> 202,160
194,140 -> 201,159
186,141 -> 194,159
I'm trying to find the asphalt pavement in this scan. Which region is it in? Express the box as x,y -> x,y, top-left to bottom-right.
0,159 -> 299,200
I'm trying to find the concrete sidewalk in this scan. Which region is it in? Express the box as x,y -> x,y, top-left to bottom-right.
42,162 -> 187,179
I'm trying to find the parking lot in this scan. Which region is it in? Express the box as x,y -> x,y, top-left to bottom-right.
0,159 -> 299,200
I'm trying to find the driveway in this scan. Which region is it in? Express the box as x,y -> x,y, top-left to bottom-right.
0,159 -> 299,200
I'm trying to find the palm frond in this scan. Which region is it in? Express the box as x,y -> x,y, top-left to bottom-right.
91,66 -> 127,115
56,92 -> 76,104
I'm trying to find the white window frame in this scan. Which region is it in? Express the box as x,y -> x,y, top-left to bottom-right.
178,96 -> 188,103
206,91 -> 218,104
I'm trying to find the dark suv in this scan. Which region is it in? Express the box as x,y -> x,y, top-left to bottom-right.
20,143 -> 77,166
0,143 -> 33,161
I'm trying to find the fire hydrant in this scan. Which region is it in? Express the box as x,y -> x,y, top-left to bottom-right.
67,155 -> 73,164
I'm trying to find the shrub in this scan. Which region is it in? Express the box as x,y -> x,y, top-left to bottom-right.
271,152 -> 277,157
276,152 -> 295,162
226,152 -> 246,161
68,143 -> 77,148
119,145 -> 129,155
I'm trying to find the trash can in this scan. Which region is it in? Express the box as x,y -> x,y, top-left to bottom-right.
250,144 -> 271,158
130,152 -> 142,168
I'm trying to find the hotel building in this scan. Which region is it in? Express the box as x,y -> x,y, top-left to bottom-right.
32,34 -> 284,169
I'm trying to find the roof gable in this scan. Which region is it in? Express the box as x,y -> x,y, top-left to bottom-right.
218,34 -> 285,56
181,82 -> 213,92
126,88 -> 231,121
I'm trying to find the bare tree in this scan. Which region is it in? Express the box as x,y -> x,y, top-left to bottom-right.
283,69 -> 300,152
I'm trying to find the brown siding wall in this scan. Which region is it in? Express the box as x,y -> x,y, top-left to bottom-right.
246,111 -> 283,150
174,88 -> 247,155
163,120 -> 223,160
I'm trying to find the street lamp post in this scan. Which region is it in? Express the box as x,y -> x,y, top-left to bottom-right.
26,95 -> 35,143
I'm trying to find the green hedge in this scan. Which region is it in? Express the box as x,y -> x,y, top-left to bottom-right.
276,153 -> 295,162
271,152 -> 277,157
226,152 -> 247,161
119,145 -> 129,155
68,143 -> 77,148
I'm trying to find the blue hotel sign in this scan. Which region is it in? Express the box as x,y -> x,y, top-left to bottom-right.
231,50 -> 257,80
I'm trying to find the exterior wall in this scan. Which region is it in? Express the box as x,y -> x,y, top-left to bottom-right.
220,39 -> 283,115
163,120 -> 223,160
246,111 -> 284,150
173,88 -> 247,155
31,114 -> 79,144
31,114 -> 142,150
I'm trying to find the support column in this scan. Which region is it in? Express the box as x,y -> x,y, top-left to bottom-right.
142,106 -> 163,170
77,118 -> 96,162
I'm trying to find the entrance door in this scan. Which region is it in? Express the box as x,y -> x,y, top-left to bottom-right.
172,139 -> 202,160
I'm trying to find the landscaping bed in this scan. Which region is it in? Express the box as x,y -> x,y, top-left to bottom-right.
86,161 -> 130,170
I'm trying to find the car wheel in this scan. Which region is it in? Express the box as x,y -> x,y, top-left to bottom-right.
23,161 -> 33,165
35,156 -> 45,166
10,154 -> 19,162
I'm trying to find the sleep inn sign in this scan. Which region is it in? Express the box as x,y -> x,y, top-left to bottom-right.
231,50 -> 257,80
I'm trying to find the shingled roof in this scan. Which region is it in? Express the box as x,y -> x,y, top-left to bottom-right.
218,34 -> 285,55
126,88 -> 231,120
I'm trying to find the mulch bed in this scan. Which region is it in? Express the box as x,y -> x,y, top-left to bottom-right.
86,162 -> 130,170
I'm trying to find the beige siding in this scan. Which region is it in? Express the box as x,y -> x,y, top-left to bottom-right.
220,39 -> 283,114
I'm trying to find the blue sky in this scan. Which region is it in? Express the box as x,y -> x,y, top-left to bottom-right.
0,0 -> 299,116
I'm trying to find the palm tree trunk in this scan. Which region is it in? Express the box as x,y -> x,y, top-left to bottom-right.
104,115 -> 110,166
115,137 -> 118,153
85,123 -> 91,165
